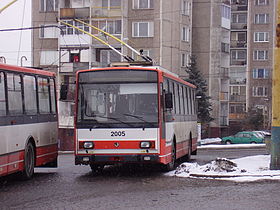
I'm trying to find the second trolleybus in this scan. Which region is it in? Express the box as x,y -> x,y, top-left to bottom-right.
0,64 -> 58,179
74,66 -> 197,172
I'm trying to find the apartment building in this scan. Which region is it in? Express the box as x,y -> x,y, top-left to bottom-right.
229,0 -> 274,133
247,0 -> 274,130
32,0 -> 193,150
192,0 -> 231,137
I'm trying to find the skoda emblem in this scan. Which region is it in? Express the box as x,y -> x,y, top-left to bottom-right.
114,142 -> 120,148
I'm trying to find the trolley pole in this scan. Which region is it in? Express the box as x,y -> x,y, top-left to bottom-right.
270,0 -> 280,170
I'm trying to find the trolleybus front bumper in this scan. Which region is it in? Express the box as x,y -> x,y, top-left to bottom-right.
75,154 -> 159,165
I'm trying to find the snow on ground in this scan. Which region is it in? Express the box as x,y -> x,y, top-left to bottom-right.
166,155 -> 280,182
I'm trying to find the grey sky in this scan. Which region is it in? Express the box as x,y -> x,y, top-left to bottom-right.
0,0 -> 31,66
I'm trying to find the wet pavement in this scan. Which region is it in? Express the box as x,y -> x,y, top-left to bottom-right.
1,148 -> 280,210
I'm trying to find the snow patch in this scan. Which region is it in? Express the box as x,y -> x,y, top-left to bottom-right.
167,155 -> 280,182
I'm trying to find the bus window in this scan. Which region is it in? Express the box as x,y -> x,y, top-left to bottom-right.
181,86 -> 185,115
23,75 -> 37,115
177,84 -> 181,114
38,77 -> 50,114
188,88 -> 193,115
50,79 -> 57,113
0,72 -> 6,116
7,73 -> 23,115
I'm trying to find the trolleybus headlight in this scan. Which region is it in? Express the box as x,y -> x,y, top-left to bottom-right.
83,142 -> 94,149
140,141 -> 151,149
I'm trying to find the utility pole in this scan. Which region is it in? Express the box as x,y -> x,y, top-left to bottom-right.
270,0 -> 280,170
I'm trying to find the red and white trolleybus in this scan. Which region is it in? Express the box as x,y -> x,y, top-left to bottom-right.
75,66 -> 197,172
0,64 -> 58,179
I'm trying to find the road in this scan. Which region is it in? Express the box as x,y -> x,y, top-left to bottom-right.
1,147 -> 280,210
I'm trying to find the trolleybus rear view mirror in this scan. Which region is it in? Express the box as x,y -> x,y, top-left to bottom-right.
165,93 -> 173,109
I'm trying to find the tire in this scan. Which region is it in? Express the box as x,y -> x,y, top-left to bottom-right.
162,141 -> 176,172
225,140 -> 231,145
90,164 -> 104,174
250,141 -> 256,144
22,142 -> 35,180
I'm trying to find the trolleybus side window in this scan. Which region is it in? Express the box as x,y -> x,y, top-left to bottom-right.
188,87 -> 192,115
172,82 -> 176,114
7,73 -> 23,115
177,84 -> 181,114
38,77 -> 50,114
23,75 -> 37,115
181,86 -> 185,115
0,72 -> 6,116
185,87 -> 189,115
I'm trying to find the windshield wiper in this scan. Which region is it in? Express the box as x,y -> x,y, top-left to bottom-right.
123,114 -> 154,130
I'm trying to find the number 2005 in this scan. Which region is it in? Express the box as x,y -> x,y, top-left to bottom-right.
111,131 -> 126,137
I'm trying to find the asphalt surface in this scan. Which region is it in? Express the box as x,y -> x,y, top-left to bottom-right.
1,146 -> 280,210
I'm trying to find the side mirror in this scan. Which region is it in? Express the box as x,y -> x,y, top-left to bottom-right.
165,93 -> 173,109
60,84 -> 68,100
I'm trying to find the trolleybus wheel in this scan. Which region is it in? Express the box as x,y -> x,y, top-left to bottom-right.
22,142 -> 35,179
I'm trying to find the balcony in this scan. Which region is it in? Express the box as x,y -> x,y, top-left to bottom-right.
60,8 -> 90,19
231,23 -> 247,30
230,40 -> 247,48
230,60 -> 247,66
91,2 -> 122,18
229,113 -> 246,120
230,95 -> 246,102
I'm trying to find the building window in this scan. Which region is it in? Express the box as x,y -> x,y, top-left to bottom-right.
133,0 -> 154,9
40,0 -> 58,12
181,26 -> 190,42
255,14 -> 269,24
232,13 -> 247,23
231,50 -> 246,60
255,0 -> 269,5
221,5 -> 231,19
253,68 -> 269,79
102,0 -> 121,9
181,0 -> 191,15
254,32 -> 269,42
60,20 -> 90,35
252,86 -> 268,97
99,20 -> 122,35
40,25 -> 59,38
253,50 -> 268,60
221,43 -> 230,53
40,51 -> 59,65
132,22 -> 154,37
181,53 -> 189,67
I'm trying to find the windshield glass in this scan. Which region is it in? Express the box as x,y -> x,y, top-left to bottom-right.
77,83 -> 158,128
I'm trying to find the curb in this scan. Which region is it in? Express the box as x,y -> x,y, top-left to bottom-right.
189,173 -> 280,178
198,144 -> 266,150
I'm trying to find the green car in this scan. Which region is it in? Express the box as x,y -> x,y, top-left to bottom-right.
222,131 -> 264,144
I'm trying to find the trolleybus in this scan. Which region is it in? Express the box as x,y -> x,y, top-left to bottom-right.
0,64 -> 58,179
75,66 -> 197,172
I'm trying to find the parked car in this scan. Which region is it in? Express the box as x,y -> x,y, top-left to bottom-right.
222,131 -> 264,144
